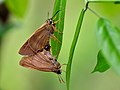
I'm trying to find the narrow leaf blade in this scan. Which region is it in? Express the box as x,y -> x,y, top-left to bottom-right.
66,9 -> 86,90
51,0 -> 67,57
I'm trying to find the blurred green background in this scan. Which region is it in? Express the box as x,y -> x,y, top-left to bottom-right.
1,0 -> 120,90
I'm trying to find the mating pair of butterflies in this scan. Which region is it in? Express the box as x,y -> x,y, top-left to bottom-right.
18,11 -> 64,82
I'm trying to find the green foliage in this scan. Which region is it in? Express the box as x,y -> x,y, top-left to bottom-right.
51,0 -> 66,57
5,0 -> 28,17
1,0 -> 120,90
66,1 -> 120,90
92,50 -> 110,73
96,18 -> 120,74
51,0 -> 120,90
66,9 -> 86,90
0,0 -> 29,38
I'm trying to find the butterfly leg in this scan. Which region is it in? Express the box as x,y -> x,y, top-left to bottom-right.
50,34 -> 61,44
52,25 -> 63,34
57,75 -> 65,83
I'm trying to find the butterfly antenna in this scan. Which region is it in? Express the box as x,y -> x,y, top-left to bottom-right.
47,12 -> 49,19
52,10 -> 60,20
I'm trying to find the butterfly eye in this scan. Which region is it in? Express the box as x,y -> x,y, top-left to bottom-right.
49,19 -> 53,24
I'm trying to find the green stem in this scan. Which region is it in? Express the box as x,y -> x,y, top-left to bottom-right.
88,7 -> 101,18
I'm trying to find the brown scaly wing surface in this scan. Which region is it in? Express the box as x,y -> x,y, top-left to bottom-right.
18,23 -> 51,56
18,40 -> 35,56
19,51 -> 54,72
28,25 -> 51,53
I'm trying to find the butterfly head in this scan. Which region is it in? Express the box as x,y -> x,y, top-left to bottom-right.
47,18 -> 54,25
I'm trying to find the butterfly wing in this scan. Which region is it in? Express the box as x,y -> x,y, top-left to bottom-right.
18,23 -> 52,56
28,26 -> 50,52
19,52 -> 54,72
18,40 -> 36,56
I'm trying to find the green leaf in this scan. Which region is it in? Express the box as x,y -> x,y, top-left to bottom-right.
51,0 -> 67,57
92,50 -> 110,73
5,0 -> 28,17
66,9 -> 86,90
96,18 -> 120,74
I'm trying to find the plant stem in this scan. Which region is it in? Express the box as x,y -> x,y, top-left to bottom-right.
88,7 -> 101,18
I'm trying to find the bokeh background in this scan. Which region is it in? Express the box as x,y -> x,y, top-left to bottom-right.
1,0 -> 120,90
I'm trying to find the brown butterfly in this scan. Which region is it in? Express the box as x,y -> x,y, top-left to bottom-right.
19,49 -> 64,82
18,11 -> 60,56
